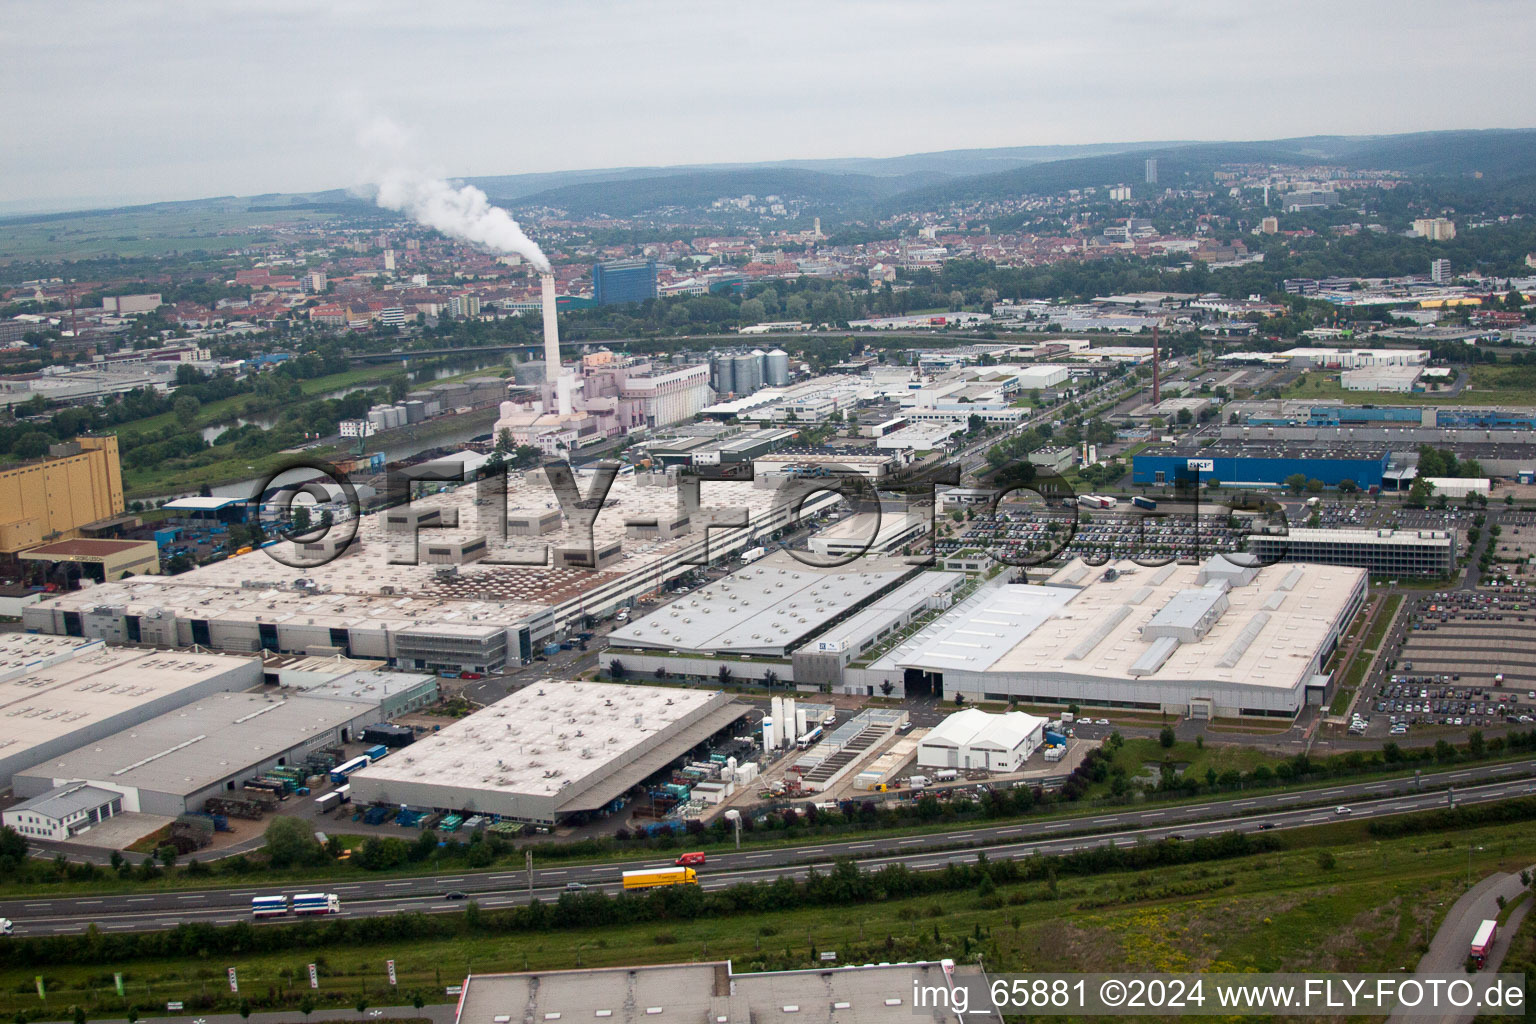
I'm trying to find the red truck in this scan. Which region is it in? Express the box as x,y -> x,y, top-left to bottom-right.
1470,919 -> 1497,969
674,852 -> 707,867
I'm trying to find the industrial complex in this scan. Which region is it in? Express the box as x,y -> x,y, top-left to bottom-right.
22,464 -> 843,672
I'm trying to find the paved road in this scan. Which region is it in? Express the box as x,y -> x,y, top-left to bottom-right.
1389,865 -> 1534,1024
6,760 -> 1534,937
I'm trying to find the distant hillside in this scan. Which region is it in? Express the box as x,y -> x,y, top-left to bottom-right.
463,140 -> 1186,202
502,168 -> 910,218
878,130 -> 1536,214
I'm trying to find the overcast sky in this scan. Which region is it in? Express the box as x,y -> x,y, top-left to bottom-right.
3,0 -> 1534,213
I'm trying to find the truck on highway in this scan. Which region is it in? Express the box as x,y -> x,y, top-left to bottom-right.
674,851 -> 707,867
292,892 -> 341,915
251,895 -> 289,918
1470,918 -> 1497,968
0,918 -> 14,935
796,725 -> 823,749
622,867 -> 698,890
1131,495 -> 1157,510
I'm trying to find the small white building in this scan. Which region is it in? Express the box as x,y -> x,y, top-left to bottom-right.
3,782 -> 124,841
917,708 -> 1046,772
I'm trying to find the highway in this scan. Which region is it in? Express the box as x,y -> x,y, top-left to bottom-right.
5,758 -> 1533,937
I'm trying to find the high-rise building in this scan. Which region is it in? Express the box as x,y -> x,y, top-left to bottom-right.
1430,258 -> 1452,284
383,249 -> 396,272
592,260 -> 658,306
1413,218 -> 1457,241
0,436 -> 124,559
1144,158 -> 1158,185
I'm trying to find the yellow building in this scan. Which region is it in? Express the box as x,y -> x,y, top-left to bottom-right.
0,436 -> 125,556
19,538 -> 159,582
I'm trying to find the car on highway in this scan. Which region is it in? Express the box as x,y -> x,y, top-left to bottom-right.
1256,822 -> 1275,830
564,881 -> 587,892
1335,806 -> 1352,815
444,890 -> 468,900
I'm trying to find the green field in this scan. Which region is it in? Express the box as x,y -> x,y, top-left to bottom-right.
1282,365 -> 1536,407
0,206 -> 342,260
4,817 -> 1530,1019
118,366 -> 406,445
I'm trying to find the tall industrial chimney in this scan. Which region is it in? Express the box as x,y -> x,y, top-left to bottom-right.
540,273 -> 571,416
1151,324 -> 1161,407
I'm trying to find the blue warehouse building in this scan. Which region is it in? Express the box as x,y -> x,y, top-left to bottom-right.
592,259 -> 657,306
1133,443 -> 1391,491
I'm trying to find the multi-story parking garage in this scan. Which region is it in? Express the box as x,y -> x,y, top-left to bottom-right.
1250,527 -> 1456,577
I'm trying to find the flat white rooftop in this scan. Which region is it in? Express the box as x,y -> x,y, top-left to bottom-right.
349,680 -> 728,800
607,551 -> 916,655
873,557 -> 1365,692
18,691 -> 373,796
0,645 -> 259,760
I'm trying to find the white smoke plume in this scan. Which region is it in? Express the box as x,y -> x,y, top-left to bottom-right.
359,116 -> 550,273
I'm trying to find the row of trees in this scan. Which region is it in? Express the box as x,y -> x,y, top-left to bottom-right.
0,830 -> 1287,970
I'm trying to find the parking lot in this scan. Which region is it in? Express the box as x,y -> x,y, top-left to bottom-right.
943,505 -> 1254,566
1350,584 -> 1536,739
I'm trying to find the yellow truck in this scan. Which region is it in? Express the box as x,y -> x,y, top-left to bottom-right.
622,867 -> 698,890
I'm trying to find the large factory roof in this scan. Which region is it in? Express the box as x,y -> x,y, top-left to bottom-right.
806,571 -> 965,655
605,552 -> 917,655
28,467 -> 797,625
19,691 -> 373,797
0,645 -> 260,760
871,557 -> 1364,692
350,681 -> 742,811
0,633 -> 103,675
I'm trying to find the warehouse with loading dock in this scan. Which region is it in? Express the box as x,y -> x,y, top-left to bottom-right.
846,555 -> 1367,719
0,635 -> 263,788
11,690 -> 378,816
345,681 -> 749,826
